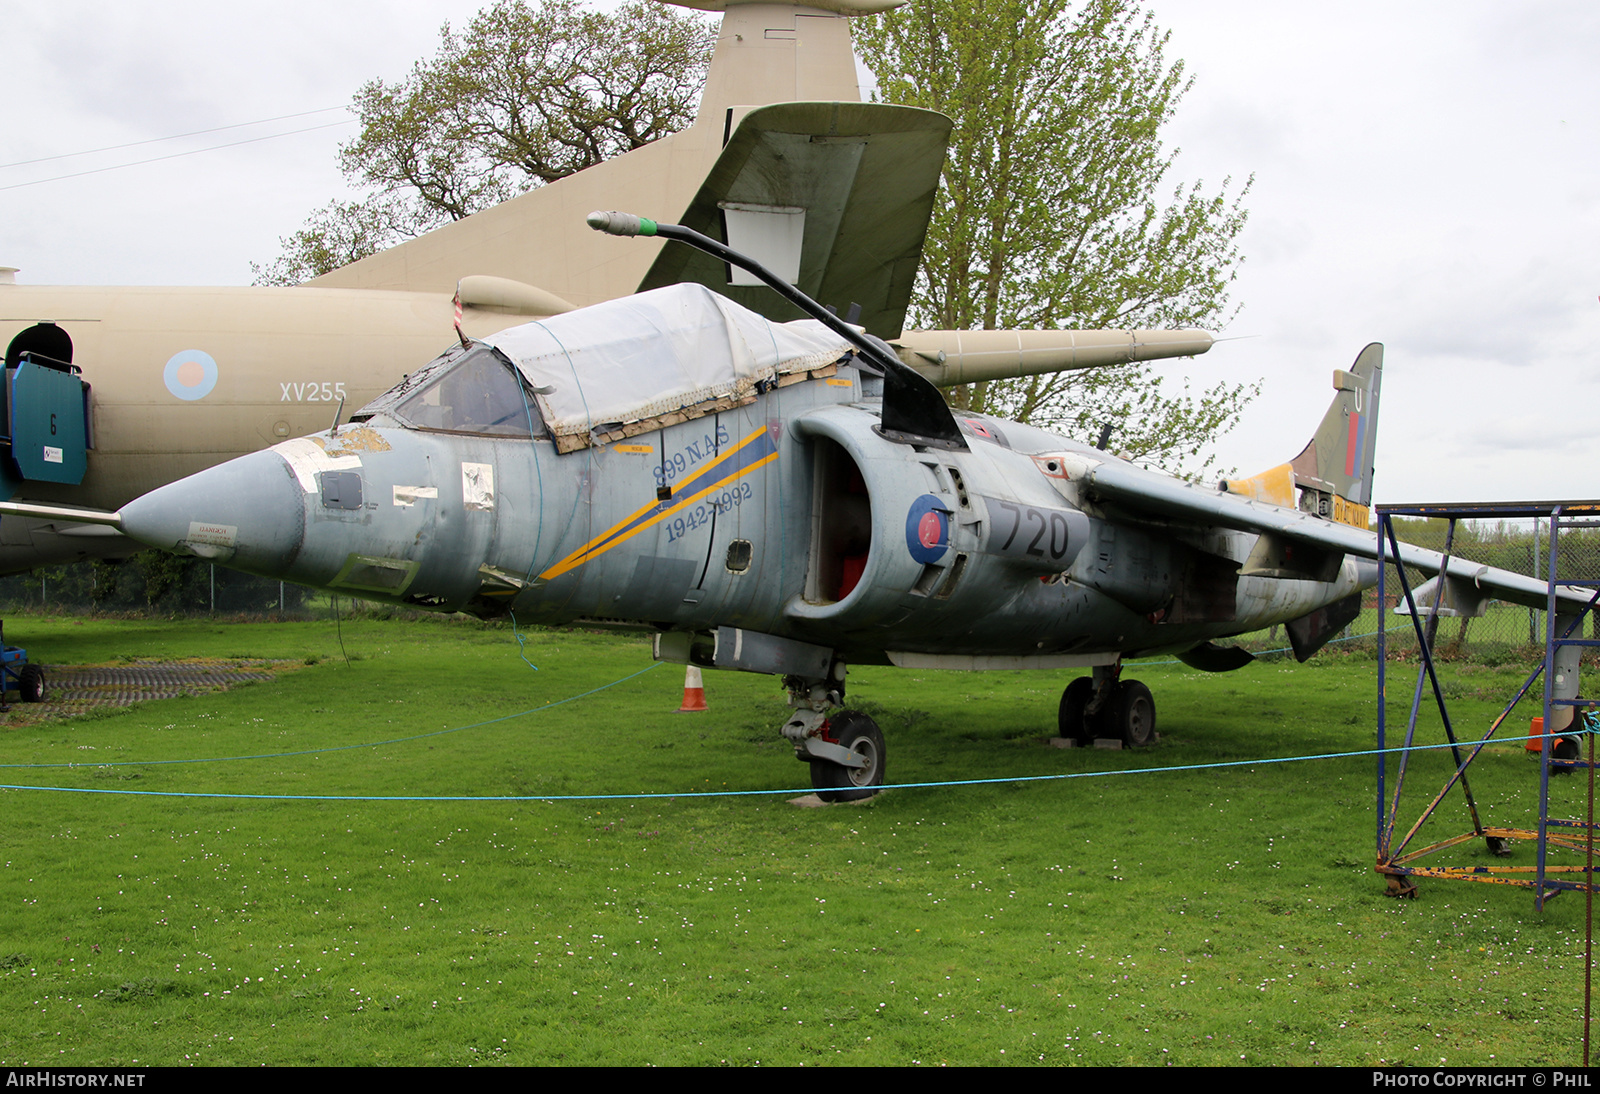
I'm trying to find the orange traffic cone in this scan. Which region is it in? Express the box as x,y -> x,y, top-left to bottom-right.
676,665 -> 708,713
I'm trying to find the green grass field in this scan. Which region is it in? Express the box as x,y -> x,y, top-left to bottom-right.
0,614 -> 1591,1066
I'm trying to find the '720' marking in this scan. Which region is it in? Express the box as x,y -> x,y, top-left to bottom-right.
985,498 -> 1085,564
281,381 -> 348,402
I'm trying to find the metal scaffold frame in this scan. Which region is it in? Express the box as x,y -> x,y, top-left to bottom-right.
1375,501 -> 1599,911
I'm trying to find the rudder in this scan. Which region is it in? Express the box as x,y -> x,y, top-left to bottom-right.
1223,343 -> 1383,527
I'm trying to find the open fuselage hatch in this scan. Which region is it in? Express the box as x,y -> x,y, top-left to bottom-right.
2,323 -> 91,486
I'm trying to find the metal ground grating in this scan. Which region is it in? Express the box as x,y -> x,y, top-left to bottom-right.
2,658 -> 303,719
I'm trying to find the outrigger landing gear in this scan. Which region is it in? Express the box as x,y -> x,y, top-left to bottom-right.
781,660 -> 885,802
1057,662 -> 1156,748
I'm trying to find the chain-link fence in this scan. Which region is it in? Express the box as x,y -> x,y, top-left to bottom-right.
1233,516 -> 1600,662
1378,516 -> 1600,656
0,551 -> 318,616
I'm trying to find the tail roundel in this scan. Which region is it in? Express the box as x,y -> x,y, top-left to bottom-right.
1222,343 -> 1383,528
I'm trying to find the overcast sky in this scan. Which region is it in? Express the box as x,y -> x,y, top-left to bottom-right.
3,1 -> 1596,506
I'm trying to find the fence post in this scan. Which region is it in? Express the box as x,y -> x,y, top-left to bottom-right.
1533,519 -> 1543,644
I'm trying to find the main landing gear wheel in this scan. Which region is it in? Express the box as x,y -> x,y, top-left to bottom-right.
810,710 -> 886,803
1111,679 -> 1155,748
1058,676 -> 1156,747
1058,677 -> 1095,744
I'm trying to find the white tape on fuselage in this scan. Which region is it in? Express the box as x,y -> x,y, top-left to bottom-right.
393,485 -> 439,507
272,438 -> 362,493
462,463 -> 494,511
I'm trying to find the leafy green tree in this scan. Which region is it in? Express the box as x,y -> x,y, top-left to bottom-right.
252,196 -> 416,286
855,0 -> 1254,474
255,0 -> 714,285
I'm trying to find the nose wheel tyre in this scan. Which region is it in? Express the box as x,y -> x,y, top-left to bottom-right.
810,710 -> 886,803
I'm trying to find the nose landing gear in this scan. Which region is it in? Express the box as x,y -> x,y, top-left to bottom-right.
781,660 -> 887,803
808,710 -> 886,802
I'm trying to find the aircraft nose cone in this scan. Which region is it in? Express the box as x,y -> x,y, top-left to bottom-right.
119,449 -> 305,573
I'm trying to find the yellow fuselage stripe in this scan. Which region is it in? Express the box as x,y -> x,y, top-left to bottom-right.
539,429 -> 775,581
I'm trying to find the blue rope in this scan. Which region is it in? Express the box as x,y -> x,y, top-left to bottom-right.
4,723 -> 1588,803
509,609 -> 540,672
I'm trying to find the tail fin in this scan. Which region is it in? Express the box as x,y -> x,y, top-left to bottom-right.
1223,343 -> 1383,527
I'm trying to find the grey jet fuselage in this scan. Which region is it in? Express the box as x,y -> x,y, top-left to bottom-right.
119,350 -> 1364,670
94,272 -> 1598,800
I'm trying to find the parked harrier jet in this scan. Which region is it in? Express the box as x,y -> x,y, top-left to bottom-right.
25,216 -> 1595,800
0,0 -> 1212,573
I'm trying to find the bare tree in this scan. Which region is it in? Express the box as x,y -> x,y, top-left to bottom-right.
255,0 -> 713,285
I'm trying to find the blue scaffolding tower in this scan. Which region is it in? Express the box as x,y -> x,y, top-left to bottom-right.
1375,501 -> 1598,910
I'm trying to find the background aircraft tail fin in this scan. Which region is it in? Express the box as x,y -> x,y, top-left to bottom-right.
1222,343 -> 1383,526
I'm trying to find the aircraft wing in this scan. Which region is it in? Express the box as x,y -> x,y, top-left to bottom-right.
636,102 -> 951,339
1079,459 -> 1596,614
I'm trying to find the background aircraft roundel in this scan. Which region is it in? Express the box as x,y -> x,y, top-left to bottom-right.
162,350 -> 219,401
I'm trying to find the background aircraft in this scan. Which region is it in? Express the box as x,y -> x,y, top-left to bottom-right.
34,219 -> 1592,800
0,0 -> 1212,573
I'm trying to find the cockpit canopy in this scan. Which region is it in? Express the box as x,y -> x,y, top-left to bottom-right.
352,343 -> 545,438
353,283 -> 853,448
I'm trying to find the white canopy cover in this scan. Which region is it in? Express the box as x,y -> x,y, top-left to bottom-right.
484,284 -> 853,446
